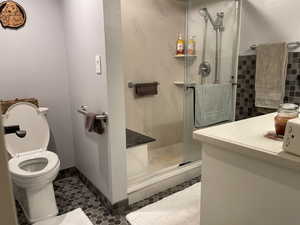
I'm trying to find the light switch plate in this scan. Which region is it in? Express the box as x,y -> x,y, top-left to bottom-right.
95,55 -> 102,75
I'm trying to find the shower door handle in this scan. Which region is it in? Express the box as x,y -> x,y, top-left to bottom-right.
186,86 -> 196,127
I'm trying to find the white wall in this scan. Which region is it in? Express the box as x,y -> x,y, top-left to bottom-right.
240,0 -> 300,55
62,0 -> 127,204
0,0 -> 74,169
0,114 -> 18,225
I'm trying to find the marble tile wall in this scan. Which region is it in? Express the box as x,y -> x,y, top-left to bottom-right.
187,0 -> 240,84
121,0 -> 186,150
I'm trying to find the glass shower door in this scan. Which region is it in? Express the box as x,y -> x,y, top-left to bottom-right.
183,0 -> 241,163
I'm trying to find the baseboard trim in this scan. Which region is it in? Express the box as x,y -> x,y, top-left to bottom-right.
55,167 -> 78,181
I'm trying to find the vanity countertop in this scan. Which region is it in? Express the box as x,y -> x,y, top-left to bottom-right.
193,113 -> 300,171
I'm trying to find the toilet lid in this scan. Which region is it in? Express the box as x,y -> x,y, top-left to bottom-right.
3,102 -> 50,157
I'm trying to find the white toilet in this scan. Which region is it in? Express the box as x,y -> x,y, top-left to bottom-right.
3,102 -> 60,224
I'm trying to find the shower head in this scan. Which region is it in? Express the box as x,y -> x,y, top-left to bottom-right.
199,8 -> 209,22
199,8 -> 225,32
199,8 -> 208,17
199,8 -> 215,27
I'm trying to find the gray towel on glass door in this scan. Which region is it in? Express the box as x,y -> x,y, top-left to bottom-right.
195,83 -> 233,128
255,42 -> 288,109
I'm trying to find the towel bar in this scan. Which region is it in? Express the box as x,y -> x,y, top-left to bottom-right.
250,41 -> 300,50
77,106 -> 108,122
128,82 -> 160,88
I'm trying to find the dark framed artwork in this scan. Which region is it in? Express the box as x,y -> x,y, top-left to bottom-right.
0,1 -> 26,29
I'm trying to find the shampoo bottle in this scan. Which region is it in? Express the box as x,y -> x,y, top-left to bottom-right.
176,33 -> 185,56
188,36 -> 196,55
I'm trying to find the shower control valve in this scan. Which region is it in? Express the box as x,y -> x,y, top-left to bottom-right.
199,61 -> 211,77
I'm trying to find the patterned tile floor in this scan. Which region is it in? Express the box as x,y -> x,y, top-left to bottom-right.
17,175 -> 200,225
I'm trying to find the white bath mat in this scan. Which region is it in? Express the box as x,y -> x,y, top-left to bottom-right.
126,182 -> 201,225
34,208 -> 93,225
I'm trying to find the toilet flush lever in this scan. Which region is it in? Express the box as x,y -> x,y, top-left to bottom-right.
4,125 -> 27,138
16,130 -> 27,138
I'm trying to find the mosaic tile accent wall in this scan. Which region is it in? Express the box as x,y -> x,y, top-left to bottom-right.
236,52 -> 300,121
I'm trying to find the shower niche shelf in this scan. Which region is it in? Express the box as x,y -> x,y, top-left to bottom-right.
174,81 -> 196,87
174,55 -> 197,58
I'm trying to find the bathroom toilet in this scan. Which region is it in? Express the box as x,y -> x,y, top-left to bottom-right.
3,102 -> 60,224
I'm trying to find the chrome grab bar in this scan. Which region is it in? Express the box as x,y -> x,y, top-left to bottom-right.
128,81 -> 160,88
77,105 -> 108,122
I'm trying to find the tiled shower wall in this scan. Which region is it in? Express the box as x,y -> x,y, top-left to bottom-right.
121,0 -> 185,149
236,52 -> 300,121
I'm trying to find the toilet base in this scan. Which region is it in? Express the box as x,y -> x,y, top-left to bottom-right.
15,183 -> 58,224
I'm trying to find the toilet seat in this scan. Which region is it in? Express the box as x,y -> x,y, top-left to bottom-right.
9,150 -> 59,179
4,102 -> 60,179
3,102 -> 50,157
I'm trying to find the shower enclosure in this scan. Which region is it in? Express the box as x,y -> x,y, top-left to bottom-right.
122,0 -> 241,199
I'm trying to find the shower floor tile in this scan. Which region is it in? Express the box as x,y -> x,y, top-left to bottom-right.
128,142 -> 184,184
16,173 -> 200,225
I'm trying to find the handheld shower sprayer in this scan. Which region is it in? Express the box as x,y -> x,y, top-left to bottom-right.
198,8 -> 225,83
199,8 -> 225,31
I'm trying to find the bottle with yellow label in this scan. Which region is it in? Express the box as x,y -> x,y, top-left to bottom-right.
176,33 -> 185,56
188,36 -> 196,55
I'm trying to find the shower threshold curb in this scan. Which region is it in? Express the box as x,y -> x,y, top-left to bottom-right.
127,161 -> 202,204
